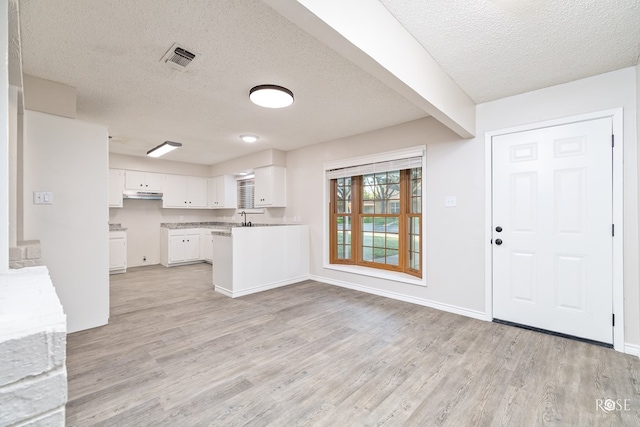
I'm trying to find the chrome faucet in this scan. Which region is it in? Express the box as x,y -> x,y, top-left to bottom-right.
240,211 -> 247,227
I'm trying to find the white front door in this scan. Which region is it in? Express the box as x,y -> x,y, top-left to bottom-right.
492,117 -> 613,344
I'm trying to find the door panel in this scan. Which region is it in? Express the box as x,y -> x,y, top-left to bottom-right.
492,117 -> 613,344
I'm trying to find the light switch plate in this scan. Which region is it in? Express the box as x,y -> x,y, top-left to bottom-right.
33,191 -> 53,205
445,196 -> 457,207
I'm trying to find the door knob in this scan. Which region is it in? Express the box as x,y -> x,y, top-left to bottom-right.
495,239 -> 503,245
495,226 -> 503,232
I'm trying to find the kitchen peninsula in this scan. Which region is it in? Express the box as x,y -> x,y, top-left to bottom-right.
160,222 -> 309,297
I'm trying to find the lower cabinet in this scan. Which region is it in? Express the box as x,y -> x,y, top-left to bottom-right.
161,228 -> 208,267
109,231 -> 127,274
200,229 -> 213,262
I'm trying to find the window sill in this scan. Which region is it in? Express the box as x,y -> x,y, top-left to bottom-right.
324,264 -> 425,287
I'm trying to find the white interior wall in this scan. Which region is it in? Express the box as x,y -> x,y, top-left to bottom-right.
23,110 -> 109,333
268,67 -> 639,347
1,2 -> 8,274
478,67 -> 639,346
109,153 -> 217,267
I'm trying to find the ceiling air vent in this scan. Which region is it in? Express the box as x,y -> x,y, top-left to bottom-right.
160,43 -> 199,70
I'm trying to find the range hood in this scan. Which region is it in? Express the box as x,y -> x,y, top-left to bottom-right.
123,190 -> 163,200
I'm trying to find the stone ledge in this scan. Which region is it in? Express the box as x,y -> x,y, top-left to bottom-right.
9,240 -> 43,269
0,368 -> 67,427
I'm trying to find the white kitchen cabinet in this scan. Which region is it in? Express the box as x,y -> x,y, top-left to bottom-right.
162,175 -> 208,208
200,229 -> 213,262
108,169 -> 125,208
160,228 -> 201,266
125,170 -> 163,191
254,166 -> 286,207
109,230 -> 127,274
208,175 -> 237,209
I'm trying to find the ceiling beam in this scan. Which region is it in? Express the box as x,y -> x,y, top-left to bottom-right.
264,0 -> 476,138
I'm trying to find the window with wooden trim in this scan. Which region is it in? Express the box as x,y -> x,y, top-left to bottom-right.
329,160 -> 422,278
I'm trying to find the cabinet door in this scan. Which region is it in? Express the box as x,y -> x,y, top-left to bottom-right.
254,166 -> 286,207
207,177 -> 219,208
125,171 -> 145,190
169,235 -> 186,263
254,167 -> 274,206
187,177 -> 208,208
184,234 -> 200,261
109,238 -> 126,270
108,169 -> 124,208
201,232 -> 213,262
163,175 -> 187,208
145,173 -> 163,191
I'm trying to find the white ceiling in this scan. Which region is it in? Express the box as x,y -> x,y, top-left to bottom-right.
380,0 -> 640,103
18,0 -> 640,165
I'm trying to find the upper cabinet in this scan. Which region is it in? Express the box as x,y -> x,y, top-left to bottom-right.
108,169 -> 125,208
125,171 -> 163,191
254,166 -> 286,207
162,175 -> 208,208
208,175 -> 237,209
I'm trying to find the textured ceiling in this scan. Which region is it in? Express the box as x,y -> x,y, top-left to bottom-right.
18,0 -> 426,165
380,0 -> 640,103
17,0 -> 640,165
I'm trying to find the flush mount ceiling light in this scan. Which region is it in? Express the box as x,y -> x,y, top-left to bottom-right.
147,141 -> 182,158
249,85 -> 294,108
240,134 -> 259,143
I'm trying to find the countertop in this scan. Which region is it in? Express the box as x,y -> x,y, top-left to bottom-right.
160,221 -> 298,229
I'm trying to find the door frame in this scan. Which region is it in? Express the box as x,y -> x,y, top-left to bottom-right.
484,108 -> 624,352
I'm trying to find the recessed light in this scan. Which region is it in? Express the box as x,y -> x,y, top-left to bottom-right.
240,134 -> 259,143
147,141 -> 182,158
249,85 -> 294,108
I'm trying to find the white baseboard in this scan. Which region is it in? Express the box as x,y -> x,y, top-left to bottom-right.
215,275 -> 310,298
309,275 -> 487,321
624,343 -> 640,357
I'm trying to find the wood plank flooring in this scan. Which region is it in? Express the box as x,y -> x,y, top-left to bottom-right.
66,264 -> 640,426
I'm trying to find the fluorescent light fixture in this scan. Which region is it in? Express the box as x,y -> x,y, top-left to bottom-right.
147,141 -> 182,158
237,172 -> 249,176
249,84 -> 294,108
240,134 -> 259,143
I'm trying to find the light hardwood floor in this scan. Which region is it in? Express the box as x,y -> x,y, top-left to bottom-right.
66,264 -> 640,426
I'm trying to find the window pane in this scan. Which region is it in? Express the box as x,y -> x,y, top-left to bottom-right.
386,233 -> 399,249
337,201 -> 345,213
412,167 -> 421,179
412,197 -> 422,214
362,246 -> 373,262
337,245 -> 344,258
362,217 -> 373,232
337,178 -> 344,186
344,216 -> 352,231
363,186 -> 375,201
412,180 -> 421,196
386,217 -> 399,233
345,245 -> 352,259
386,249 -> 399,266
345,231 -> 351,244
362,202 -> 374,214
363,174 -> 375,186
337,230 -> 343,244
373,217 -> 386,231
388,171 -> 400,183
373,233 -> 385,248
373,247 -> 385,263
375,173 -> 388,185
362,231 -> 373,246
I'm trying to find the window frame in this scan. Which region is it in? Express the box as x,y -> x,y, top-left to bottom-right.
323,146 -> 426,286
330,169 -> 421,277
